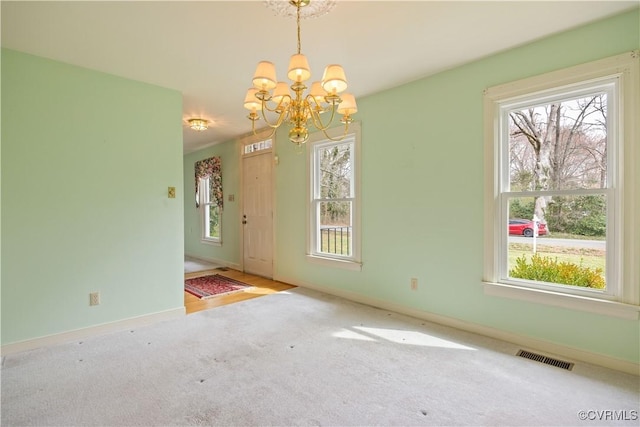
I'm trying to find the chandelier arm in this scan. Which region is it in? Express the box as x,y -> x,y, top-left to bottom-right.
260,95 -> 291,114
251,121 -> 278,140
319,120 -> 352,142
259,99 -> 290,129
306,95 -> 339,132
305,93 -> 330,115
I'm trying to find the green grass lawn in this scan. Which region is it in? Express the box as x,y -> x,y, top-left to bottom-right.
546,232 -> 606,241
320,229 -> 351,256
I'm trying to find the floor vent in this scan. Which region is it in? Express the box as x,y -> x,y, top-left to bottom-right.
516,349 -> 574,371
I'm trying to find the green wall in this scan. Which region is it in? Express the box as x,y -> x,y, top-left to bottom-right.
185,9 -> 639,364
183,141 -> 240,266
1,49 -> 184,345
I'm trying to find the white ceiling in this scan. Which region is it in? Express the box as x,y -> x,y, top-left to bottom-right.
2,0 -> 636,153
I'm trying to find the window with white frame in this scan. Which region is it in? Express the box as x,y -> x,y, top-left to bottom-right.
199,176 -> 221,244
308,123 -> 361,270
195,156 -> 223,245
483,51 -> 639,318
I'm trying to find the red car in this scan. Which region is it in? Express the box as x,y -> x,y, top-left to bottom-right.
509,219 -> 547,237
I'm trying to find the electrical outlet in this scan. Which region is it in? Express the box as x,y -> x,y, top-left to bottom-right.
410,278 -> 418,291
90,292 -> 100,306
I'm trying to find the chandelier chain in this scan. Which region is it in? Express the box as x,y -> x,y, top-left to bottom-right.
296,1 -> 301,54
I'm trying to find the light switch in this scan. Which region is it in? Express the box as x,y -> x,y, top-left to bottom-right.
168,187 -> 176,198
228,194 -> 235,202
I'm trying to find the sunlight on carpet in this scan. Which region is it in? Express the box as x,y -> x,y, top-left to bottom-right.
333,326 -> 476,350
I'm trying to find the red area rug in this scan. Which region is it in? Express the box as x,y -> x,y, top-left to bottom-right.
185,274 -> 252,299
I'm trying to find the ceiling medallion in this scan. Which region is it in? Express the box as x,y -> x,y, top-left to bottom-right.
263,0 -> 337,19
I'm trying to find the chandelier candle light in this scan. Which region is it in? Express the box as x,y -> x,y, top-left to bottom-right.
244,0 -> 357,145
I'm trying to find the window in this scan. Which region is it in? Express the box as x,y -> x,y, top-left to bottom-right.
483,51 -> 639,318
199,176 -> 221,244
243,138 -> 272,155
308,123 -> 361,270
195,156 -> 223,245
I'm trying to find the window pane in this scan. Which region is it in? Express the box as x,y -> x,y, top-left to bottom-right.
318,143 -> 352,199
202,178 -> 211,204
207,205 -> 220,238
508,93 -> 607,191
318,201 -> 352,256
244,139 -> 272,154
507,195 -> 606,291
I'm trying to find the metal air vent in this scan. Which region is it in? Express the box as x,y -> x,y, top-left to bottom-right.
516,349 -> 574,370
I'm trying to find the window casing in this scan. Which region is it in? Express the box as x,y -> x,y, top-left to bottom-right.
199,177 -> 221,245
483,51 -> 639,319
307,123 -> 361,270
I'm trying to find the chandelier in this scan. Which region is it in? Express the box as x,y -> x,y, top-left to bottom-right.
244,0 -> 357,146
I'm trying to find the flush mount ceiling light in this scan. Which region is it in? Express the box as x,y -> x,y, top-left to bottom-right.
244,0 -> 357,146
188,119 -> 209,131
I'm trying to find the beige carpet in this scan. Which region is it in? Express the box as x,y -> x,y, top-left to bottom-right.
2,287 -> 638,426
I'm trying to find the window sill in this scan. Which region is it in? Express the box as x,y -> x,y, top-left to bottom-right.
306,254 -> 362,271
483,281 -> 639,320
201,238 -> 221,247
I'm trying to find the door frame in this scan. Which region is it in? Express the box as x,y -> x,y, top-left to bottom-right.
239,132 -> 277,277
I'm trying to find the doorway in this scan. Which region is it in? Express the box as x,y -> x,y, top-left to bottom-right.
242,142 -> 274,278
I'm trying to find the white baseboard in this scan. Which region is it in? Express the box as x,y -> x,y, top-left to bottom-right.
185,253 -> 241,271
275,274 -> 639,376
1,307 -> 185,356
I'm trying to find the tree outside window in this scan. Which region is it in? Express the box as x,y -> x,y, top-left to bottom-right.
316,141 -> 353,256
200,177 -> 221,241
195,157 -> 222,244
506,92 -> 609,290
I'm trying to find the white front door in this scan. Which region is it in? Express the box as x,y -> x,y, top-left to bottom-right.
242,150 -> 273,278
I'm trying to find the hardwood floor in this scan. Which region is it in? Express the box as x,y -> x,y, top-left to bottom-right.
184,268 -> 296,314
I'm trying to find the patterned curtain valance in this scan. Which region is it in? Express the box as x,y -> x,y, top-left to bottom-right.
195,156 -> 223,208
